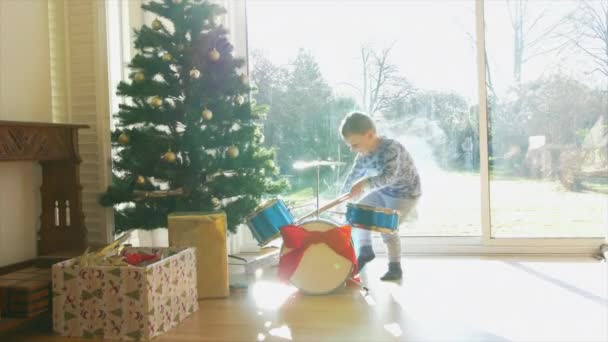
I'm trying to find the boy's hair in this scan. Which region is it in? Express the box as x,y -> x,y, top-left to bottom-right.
340,112 -> 376,137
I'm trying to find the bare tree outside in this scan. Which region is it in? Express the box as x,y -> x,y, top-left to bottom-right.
351,43 -> 415,116
506,0 -> 565,84
561,0 -> 608,79
369,44 -> 412,115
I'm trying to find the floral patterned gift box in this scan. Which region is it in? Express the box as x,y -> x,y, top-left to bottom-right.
52,247 -> 198,340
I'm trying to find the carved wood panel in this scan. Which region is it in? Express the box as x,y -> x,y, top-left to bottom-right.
0,125 -> 75,161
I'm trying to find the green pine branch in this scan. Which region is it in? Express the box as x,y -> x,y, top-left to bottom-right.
100,0 -> 288,234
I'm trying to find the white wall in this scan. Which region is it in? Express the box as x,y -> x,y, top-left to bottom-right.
0,0 -> 52,267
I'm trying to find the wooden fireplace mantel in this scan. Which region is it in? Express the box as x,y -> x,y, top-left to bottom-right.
0,120 -> 89,257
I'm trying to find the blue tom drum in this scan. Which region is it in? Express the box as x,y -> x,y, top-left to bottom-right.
346,203 -> 400,233
246,199 -> 294,246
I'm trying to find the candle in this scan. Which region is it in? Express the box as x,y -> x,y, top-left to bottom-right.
54,201 -> 60,226
65,200 -> 71,227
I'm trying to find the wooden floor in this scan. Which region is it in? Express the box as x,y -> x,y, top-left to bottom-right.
4,256 -> 607,341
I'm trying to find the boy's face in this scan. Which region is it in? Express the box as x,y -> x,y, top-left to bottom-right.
343,130 -> 376,155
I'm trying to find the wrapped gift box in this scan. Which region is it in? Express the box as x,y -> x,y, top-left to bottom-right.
7,279 -> 50,317
52,247 -> 198,340
168,211 -> 229,299
0,267 -> 52,318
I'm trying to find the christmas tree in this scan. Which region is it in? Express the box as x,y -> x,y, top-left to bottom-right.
100,0 -> 288,234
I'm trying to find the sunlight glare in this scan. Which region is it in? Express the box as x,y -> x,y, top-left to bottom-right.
252,281 -> 297,310
255,268 -> 264,279
384,322 -> 403,338
362,292 -> 376,307
268,325 -> 293,340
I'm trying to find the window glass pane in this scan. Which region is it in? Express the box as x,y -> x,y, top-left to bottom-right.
484,0 -> 608,237
247,0 -> 480,236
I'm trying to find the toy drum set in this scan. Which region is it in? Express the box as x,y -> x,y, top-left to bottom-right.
244,160 -> 401,294
346,203 -> 400,234
245,198 -> 294,247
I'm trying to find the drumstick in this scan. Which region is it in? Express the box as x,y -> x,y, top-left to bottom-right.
296,193 -> 351,224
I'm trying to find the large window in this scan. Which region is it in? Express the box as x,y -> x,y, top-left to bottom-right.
247,1 -> 607,243
485,0 -> 607,238
106,0 -> 606,252
247,0 -> 482,237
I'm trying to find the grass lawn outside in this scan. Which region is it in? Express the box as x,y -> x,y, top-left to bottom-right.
278,171 -> 607,238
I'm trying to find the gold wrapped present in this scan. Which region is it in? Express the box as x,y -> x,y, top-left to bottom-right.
168,211 -> 229,299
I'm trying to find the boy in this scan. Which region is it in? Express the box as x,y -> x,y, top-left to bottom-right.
340,112 -> 421,281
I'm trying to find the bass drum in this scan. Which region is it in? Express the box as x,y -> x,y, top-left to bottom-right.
280,219 -> 354,295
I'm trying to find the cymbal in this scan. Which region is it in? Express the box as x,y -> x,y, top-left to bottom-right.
292,160 -> 347,169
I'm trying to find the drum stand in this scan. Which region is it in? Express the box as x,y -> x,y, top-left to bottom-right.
292,160 -> 349,223
315,164 -> 321,219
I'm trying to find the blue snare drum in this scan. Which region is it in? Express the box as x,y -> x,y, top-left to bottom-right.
246,199 -> 294,246
346,203 -> 400,233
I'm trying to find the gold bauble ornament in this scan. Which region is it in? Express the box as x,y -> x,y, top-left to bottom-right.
227,146 -> 239,159
208,48 -> 220,62
149,96 -> 163,108
162,52 -> 173,62
211,197 -> 221,207
202,108 -> 213,121
118,133 -> 130,145
189,68 -> 201,79
163,149 -> 177,163
176,43 -> 185,52
234,95 -> 245,106
133,72 -> 145,82
152,19 -> 163,31
136,176 -> 146,185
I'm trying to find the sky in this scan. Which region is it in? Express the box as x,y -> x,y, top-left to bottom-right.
247,0 -> 479,102
246,0 -> 605,107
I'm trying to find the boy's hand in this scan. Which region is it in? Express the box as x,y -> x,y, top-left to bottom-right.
350,179 -> 369,198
